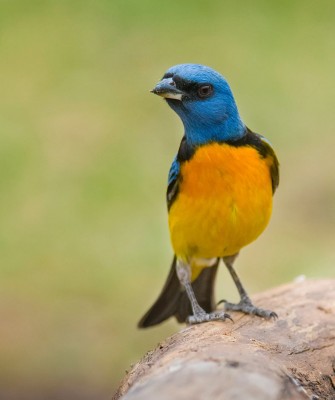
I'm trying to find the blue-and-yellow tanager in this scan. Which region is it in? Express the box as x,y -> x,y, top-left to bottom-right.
138,64 -> 279,327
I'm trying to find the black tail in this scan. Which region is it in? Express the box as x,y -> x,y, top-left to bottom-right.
138,256 -> 219,328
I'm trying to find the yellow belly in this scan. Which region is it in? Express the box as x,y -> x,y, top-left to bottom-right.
168,143 -> 273,265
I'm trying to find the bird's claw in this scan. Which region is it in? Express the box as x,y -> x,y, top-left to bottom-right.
218,298 -> 278,320
187,310 -> 233,325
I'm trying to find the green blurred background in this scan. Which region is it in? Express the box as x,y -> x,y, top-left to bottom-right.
0,0 -> 334,399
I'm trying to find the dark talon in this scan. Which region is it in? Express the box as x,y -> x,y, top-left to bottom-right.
187,310 -> 234,325
225,314 -> 234,323
219,297 -> 278,320
269,311 -> 278,319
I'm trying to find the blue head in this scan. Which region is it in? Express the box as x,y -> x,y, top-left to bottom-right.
152,64 -> 245,145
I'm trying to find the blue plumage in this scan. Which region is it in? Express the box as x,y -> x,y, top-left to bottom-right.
158,64 -> 245,145
168,156 -> 180,186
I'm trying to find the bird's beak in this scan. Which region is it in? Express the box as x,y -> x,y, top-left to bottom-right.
151,78 -> 184,100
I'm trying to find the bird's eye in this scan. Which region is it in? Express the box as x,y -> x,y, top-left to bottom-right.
197,85 -> 213,98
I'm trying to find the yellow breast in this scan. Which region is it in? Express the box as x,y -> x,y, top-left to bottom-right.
168,143 -> 273,264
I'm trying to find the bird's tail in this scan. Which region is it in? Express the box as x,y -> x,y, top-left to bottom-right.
138,256 -> 219,328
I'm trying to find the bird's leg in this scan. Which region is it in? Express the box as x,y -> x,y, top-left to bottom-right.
176,259 -> 232,324
220,255 -> 278,319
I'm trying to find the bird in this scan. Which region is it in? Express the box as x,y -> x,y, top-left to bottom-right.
138,64 -> 279,328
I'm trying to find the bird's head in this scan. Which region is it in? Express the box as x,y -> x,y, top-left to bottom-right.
151,64 -> 245,145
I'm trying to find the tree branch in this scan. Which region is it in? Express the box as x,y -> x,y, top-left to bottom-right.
113,279 -> 335,400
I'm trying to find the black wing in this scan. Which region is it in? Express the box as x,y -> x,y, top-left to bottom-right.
256,133 -> 280,194
166,136 -> 196,210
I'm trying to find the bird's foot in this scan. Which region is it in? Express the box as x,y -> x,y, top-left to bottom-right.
219,297 -> 278,320
187,309 -> 233,325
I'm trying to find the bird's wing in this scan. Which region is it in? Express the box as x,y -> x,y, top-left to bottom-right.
167,156 -> 180,210
167,136 -> 196,210
256,134 -> 280,194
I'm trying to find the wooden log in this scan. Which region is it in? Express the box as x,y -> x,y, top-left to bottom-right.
113,279 -> 335,400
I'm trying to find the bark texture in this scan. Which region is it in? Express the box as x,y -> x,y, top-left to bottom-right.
114,279 -> 335,400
